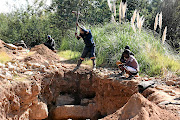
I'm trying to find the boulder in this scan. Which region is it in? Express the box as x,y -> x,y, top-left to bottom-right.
165,80 -> 175,86
56,95 -> 74,106
53,104 -> 97,120
29,102 -> 48,120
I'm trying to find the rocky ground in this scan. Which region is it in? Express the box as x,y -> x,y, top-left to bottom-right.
0,40 -> 179,120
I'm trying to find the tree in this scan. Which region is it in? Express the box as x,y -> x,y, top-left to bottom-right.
160,0 -> 180,49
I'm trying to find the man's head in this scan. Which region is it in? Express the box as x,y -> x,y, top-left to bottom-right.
48,35 -> 51,40
123,49 -> 130,58
125,45 -> 130,50
20,40 -> 24,43
79,26 -> 87,35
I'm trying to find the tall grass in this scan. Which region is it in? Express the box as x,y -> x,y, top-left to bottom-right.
59,23 -> 180,76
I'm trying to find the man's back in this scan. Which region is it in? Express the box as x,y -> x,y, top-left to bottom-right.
126,55 -> 139,71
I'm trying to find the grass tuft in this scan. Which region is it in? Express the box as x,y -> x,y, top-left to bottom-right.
0,52 -> 11,63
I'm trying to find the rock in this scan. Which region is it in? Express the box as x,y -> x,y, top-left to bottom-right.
175,78 -> 180,82
143,77 -> 149,81
158,101 -> 170,105
5,72 -> 12,80
0,74 -> 6,79
29,102 -> 48,120
5,43 -> 17,50
166,80 -> 175,86
24,71 -> 34,75
44,60 -> 49,68
8,65 -> 16,71
10,100 -> 20,111
56,95 -> 74,106
177,81 -> 180,86
18,46 -> 23,50
143,88 -> 173,104
81,99 -> 93,105
164,89 -> 175,93
32,63 -> 41,69
0,63 -> 4,68
155,86 -> 164,90
138,81 -> 155,93
53,104 -> 97,120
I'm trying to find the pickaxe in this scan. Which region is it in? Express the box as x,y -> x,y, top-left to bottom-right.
72,11 -> 83,34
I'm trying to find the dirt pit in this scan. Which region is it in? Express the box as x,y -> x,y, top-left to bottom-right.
38,70 -> 138,120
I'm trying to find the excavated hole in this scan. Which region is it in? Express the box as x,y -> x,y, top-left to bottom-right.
39,70 -> 138,120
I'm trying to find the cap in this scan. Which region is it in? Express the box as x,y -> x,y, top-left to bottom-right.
48,35 -> 51,38
125,45 -> 130,50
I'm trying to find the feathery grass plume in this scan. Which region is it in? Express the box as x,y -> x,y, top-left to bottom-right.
139,16 -> 145,33
131,18 -> 136,32
111,14 -> 116,22
113,1 -> 116,18
107,0 -> 112,11
119,1 -> 122,23
162,26 -> 167,44
136,12 -> 140,28
122,2 -> 127,18
159,12 -> 162,30
154,13 -> 159,31
132,9 -> 137,23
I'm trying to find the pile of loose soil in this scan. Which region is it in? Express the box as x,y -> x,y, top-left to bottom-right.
102,93 -> 179,120
30,44 -> 59,62
0,40 -> 8,52
23,53 -> 46,64
0,40 -> 14,58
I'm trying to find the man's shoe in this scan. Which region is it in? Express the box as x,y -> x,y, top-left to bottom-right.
72,66 -> 79,72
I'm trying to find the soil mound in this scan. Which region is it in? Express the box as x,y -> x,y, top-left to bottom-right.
23,53 -> 46,64
0,40 -> 8,52
102,93 -> 179,120
0,40 -> 5,48
30,44 -> 59,62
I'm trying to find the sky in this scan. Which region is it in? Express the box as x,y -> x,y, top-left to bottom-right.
0,0 -> 52,13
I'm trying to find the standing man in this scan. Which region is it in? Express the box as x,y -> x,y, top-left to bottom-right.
44,35 -> 56,53
73,23 -> 96,72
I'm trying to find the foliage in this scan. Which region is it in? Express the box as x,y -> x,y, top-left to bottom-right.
160,0 -> 180,50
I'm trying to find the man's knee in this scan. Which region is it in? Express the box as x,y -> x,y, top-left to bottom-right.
80,57 -> 85,61
90,57 -> 96,60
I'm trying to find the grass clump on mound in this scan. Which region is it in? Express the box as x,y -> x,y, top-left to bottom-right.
59,23 -> 180,76
0,52 -> 11,63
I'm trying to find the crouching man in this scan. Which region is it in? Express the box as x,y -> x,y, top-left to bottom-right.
44,35 -> 56,53
117,49 -> 139,78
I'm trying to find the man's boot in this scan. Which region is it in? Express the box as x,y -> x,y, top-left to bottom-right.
92,59 -> 96,70
72,59 -> 83,72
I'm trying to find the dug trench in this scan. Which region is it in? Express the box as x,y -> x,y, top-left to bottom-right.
39,69 -> 138,120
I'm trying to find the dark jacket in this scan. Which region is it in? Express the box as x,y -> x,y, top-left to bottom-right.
44,38 -> 55,50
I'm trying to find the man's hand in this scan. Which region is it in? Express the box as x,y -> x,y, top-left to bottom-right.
76,22 -> 79,27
